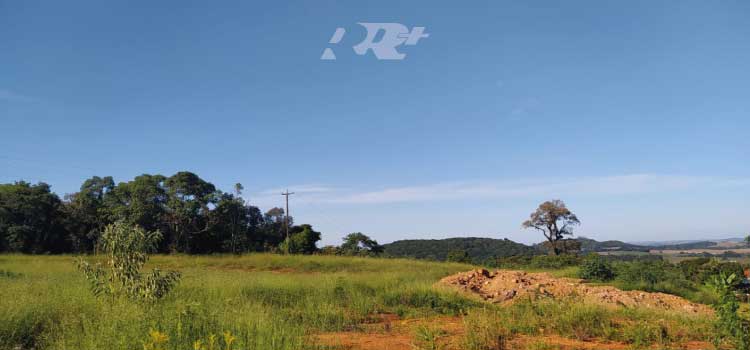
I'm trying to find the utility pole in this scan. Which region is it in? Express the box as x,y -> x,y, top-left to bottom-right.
281,189 -> 295,240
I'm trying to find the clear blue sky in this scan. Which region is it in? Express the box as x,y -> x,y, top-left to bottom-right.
2,1 -> 748,245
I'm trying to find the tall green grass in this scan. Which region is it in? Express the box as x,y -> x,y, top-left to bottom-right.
0,254 -> 474,350
462,299 -> 714,349
0,254 -> 716,350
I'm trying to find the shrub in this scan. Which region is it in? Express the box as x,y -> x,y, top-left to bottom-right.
494,254 -> 582,269
709,273 -> 750,350
446,249 -> 470,263
578,255 -> 615,281
76,221 -> 181,302
678,258 -> 744,286
615,260 -> 671,286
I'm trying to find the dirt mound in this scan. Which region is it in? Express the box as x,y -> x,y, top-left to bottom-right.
439,269 -> 712,315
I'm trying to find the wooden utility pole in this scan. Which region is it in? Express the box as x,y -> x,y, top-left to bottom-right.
281,189 -> 295,240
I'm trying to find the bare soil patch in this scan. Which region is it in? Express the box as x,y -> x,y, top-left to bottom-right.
439,269 -> 712,315
312,314 -> 710,350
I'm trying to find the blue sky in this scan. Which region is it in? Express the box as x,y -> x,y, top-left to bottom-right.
1,1 -> 748,245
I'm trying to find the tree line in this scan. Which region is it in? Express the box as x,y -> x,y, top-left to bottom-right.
0,171 -> 322,254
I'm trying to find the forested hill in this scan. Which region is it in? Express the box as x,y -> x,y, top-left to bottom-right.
576,237 -> 718,252
382,237 -> 535,262
382,236 -> 725,263
576,237 -> 650,252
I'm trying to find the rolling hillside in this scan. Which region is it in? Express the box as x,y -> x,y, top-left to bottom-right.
383,236 -> 734,263
383,237 -> 535,262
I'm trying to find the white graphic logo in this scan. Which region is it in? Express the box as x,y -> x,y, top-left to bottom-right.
322,23 -> 429,60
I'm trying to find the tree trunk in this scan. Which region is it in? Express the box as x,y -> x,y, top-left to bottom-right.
547,237 -> 559,255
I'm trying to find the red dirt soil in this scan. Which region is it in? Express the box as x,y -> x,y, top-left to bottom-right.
438,269 -> 713,315
312,314 -> 713,350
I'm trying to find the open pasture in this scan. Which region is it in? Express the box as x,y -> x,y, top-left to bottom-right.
0,254 -> 719,350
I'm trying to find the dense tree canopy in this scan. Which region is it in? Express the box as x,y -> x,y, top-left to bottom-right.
62,176 -> 115,251
446,249 -> 470,263
382,237 -> 535,263
0,182 -> 68,253
340,232 -> 383,255
280,224 -> 321,254
0,172 -> 321,254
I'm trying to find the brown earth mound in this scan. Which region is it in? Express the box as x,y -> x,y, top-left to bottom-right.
439,269 -> 712,315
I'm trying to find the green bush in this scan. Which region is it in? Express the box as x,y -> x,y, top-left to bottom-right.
446,249 -> 471,263
578,256 -> 615,281
678,258 -> 745,286
709,273 -> 750,350
76,221 -> 181,303
494,254 -> 582,269
615,260 -> 672,286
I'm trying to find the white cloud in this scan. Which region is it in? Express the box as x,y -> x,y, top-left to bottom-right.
0,89 -> 33,102
507,97 -> 539,120
249,184 -> 340,209
249,175 -> 749,245
258,184 -> 336,195
252,174 -> 748,205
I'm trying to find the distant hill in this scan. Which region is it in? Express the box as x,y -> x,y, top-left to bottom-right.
630,238 -> 743,246
382,237 -> 535,263
382,236 -> 737,263
576,237 -> 650,252
653,241 -> 718,250
578,236 -> 718,252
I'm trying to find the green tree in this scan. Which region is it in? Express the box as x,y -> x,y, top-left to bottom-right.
446,249 -> 470,263
61,176 -> 115,252
163,171 -> 217,253
206,192 -> 263,253
522,200 -> 580,255
537,239 -> 582,255
105,174 -> 168,235
340,232 -> 383,255
678,258 -> 744,285
709,273 -> 750,349
578,255 -> 615,281
1,171 -> 321,255
745,234 -> 750,248
227,183 -> 245,253
0,181 -> 68,253
260,207 -> 290,248
76,221 -> 180,303
280,224 -> 320,254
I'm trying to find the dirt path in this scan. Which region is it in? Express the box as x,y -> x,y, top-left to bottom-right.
312,314 -> 712,350
314,269 -> 717,349
439,269 -> 713,315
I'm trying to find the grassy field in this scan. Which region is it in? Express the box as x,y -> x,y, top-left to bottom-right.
0,254 -> 720,350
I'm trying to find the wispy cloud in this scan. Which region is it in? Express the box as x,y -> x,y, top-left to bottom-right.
508,97 -> 540,120
252,175 -> 749,205
0,89 -> 34,102
249,184 -> 339,208
258,184 -> 336,195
